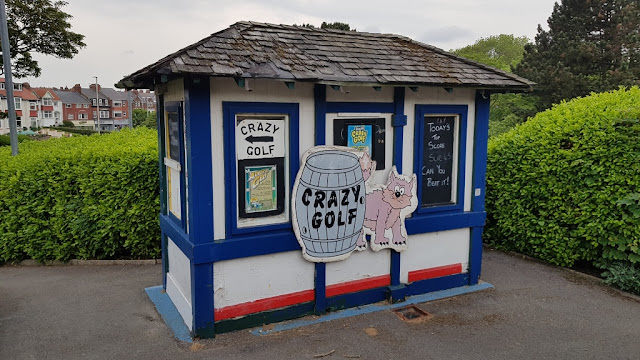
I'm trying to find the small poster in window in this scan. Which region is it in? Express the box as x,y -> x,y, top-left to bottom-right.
244,165 -> 277,213
347,124 -> 373,156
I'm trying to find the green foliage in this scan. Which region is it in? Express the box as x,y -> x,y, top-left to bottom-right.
0,128 -> 160,263
515,0 -> 640,111
48,126 -> 97,135
488,93 -> 540,138
321,22 -> 354,31
601,262 -> 640,295
485,87 -> 640,267
132,109 -> 156,129
62,120 -> 74,127
3,0 -> 86,78
452,34 -> 529,73
0,134 -> 32,147
452,34 -> 539,137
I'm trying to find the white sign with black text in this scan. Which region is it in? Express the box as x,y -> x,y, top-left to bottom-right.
236,119 -> 285,160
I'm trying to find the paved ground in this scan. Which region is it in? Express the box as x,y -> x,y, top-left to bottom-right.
2,249 -> 640,360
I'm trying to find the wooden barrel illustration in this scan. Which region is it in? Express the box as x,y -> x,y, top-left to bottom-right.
293,149 -> 366,261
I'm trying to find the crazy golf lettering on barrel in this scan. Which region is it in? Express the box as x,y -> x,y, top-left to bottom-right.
292,146 -> 366,263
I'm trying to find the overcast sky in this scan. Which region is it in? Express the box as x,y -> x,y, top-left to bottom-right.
21,0 -> 559,89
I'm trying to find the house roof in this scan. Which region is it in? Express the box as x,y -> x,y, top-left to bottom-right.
117,21 -> 534,91
80,88 -> 108,101
53,90 -> 91,104
100,87 -> 129,101
32,88 -> 61,100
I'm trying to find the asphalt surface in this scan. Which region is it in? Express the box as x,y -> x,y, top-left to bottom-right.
2,249 -> 640,360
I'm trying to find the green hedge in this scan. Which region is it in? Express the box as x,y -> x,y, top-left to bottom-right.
46,127 -> 98,135
0,128 -> 160,263
485,87 -> 640,267
0,134 -> 32,146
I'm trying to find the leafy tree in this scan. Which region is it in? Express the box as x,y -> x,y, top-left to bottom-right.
132,109 -> 156,129
1,0 -> 86,78
321,22 -> 354,31
515,0 -> 640,111
452,34 -> 529,72
452,35 -> 539,137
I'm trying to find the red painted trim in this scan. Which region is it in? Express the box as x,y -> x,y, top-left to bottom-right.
326,275 -> 391,298
408,264 -> 463,283
214,289 -> 315,321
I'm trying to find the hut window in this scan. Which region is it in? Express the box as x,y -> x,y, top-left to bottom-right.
164,102 -> 186,227
223,102 -> 300,236
413,105 -> 468,214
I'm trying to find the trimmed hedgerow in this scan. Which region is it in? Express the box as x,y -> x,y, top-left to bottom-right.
0,128 -> 160,263
485,87 -> 640,267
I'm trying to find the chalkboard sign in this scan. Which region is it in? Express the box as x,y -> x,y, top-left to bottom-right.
421,116 -> 456,207
167,111 -> 180,162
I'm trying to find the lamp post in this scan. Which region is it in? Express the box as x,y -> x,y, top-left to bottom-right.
0,0 -> 18,155
93,76 -> 100,134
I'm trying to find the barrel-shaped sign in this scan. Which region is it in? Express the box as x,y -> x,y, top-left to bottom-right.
292,147 -> 366,262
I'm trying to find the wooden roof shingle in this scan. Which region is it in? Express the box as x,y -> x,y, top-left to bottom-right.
117,21 -> 534,91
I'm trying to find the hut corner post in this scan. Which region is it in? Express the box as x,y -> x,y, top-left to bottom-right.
469,91 -> 491,285
184,76 -> 216,338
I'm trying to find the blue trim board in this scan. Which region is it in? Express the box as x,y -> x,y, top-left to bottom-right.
468,91 -> 491,286
413,104 -> 468,215
145,286 -> 192,343
222,101 -> 300,238
391,87 -> 406,287
184,77 -> 215,337
160,214 -> 193,259
314,263 -> 326,314
252,281 -> 493,336
405,211 -> 485,235
472,92 -> 490,213
157,95 -> 168,289
313,84 -> 328,315
314,84 -> 327,145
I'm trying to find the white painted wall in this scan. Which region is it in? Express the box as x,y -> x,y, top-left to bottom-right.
400,228 -> 471,284
326,248 -> 391,286
213,251 -> 315,308
210,78 -> 315,240
325,85 -> 393,102
166,238 -> 193,331
163,79 -> 185,102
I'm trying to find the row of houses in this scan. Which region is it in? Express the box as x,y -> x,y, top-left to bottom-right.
0,78 -> 156,134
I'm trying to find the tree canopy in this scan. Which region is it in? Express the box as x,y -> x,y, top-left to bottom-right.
514,0 -> 640,110
1,0 -> 85,78
294,22 -> 355,31
451,34 -> 529,73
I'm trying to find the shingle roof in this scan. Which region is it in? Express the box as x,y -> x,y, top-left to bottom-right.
100,87 -> 129,101
53,90 -> 91,104
118,21 -> 534,91
80,88 -> 108,101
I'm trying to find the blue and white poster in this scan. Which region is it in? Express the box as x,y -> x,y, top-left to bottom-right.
347,124 -> 373,157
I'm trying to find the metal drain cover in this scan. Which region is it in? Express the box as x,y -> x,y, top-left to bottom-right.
393,305 -> 432,322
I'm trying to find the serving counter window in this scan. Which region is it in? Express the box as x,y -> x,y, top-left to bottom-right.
223,102 -> 300,236
164,102 -> 186,228
413,105 -> 468,214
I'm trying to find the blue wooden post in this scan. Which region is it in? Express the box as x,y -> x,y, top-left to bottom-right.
184,76 -> 215,337
313,84 -> 327,314
469,91 -> 490,285
388,86 -> 407,302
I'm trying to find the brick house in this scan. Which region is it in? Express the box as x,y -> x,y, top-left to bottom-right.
53,89 -> 93,129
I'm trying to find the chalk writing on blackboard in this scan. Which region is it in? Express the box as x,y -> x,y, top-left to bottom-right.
421,116 -> 456,207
